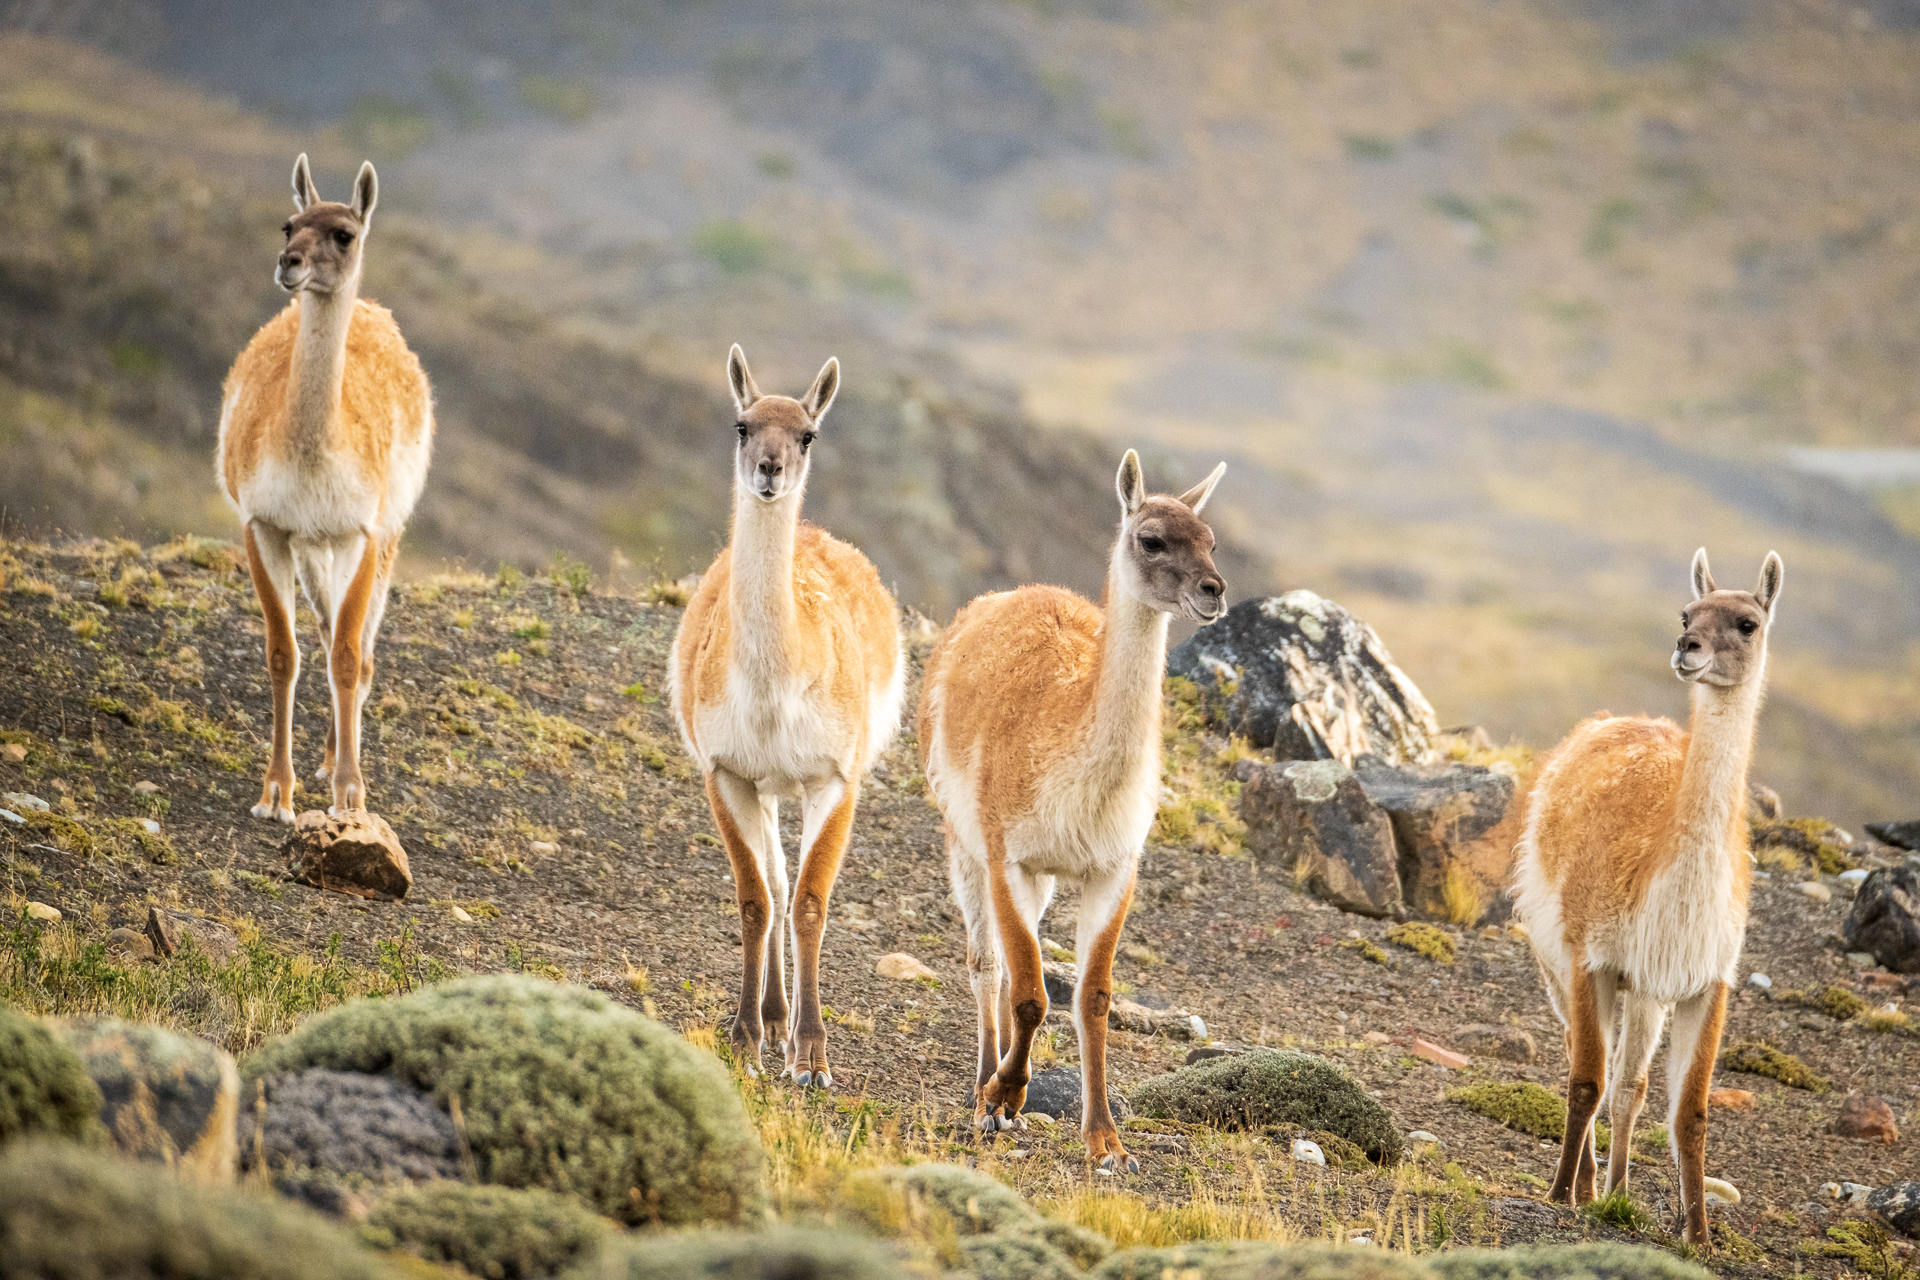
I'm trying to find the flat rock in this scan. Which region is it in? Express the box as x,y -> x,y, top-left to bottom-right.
1866,821 -> 1920,852
1356,762 -> 1516,925
1167,591 -> 1441,765
1110,998 -> 1199,1040
3,791 -> 49,811
239,1068 -> 465,1185
1867,1181 -> 1920,1238
145,906 -> 240,962
56,1017 -> 238,1181
282,810 -> 411,901
1451,1023 -> 1537,1064
1240,760 -> 1402,917
1844,867 -> 1920,974
874,952 -> 937,982
1411,1039 -> 1468,1070
25,901 -> 60,923
1018,1066 -> 1131,1123
1835,1093 -> 1899,1144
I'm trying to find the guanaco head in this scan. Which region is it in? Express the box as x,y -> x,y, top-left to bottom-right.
726,344 -> 838,503
1672,547 -> 1783,687
275,153 -> 376,297
1113,450 -> 1228,624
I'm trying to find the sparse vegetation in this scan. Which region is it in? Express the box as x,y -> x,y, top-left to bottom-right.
1130,1051 -> 1403,1164
365,1182 -> 611,1280
0,1003 -> 103,1147
1719,1040 -> 1830,1092
1385,921 -> 1455,965
1445,1082 -> 1567,1140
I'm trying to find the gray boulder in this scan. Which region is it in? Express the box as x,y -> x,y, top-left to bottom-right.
1358,762 -> 1516,924
1241,760 -> 1402,917
238,1068 -> 465,1184
1843,867 -> 1920,974
1167,591 -> 1440,765
1867,821 -> 1920,852
1020,1066 -> 1130,1123
1869,1181 -> 1920,1238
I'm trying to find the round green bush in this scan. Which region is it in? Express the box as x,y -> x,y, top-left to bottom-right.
0,1139 -> 395,1280
1426,1242 -> 1716,1280
839,1162 -> 1107,1275
244,975 -> 764,1227
1096,1244 -> 1422,1280
959,1232 -> 1080,1280
366,1181 -> 611,1279
561,1226 -> 897,1280
1129,1051 -> 1404,1163
0,1004 -> 103,1147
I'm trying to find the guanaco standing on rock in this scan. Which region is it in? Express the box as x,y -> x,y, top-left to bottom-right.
918,450 -> 1227,1171
670,346 -> 904,1087
1511,548 -> 1783,1247
217,155 -> 433,820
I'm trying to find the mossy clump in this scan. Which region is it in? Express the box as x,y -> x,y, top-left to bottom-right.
22,810 -> 92,855
1718,1040 -> 1830,1092
243,974 -> 766,1226
840,1162 -> 1107,1274
365,1182 -> 611,1280
1446,1081 -> 1567,1140
1749,818 -> 1854,876
0,1004 -> 103,1147
1130,1051 -> 1403,1164
1427,1241 -> 1715,1279
1810,985 -> 1868,1021
0,1139 -> 395,1279
561,1227 -> 897,1280
1341,938 -> 1390,966
1385,921 -> 1456,965
1098,1244 -> 1423,1279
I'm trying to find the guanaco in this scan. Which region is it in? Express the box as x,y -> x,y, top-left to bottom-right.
217,155 -> 433,819
1511,548 -> 1783,1247
918,450 -> 1227,1171
670,346 -> 904,1086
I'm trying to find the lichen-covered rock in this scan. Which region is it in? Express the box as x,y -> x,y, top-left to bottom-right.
0,1005 -> 102,1147
242,975 -> 765,1226
1751,818 -> 1854,876
366,1182 -> 611,1280
1167,591 -> 1440,765
1427,1242 -> 1716,1279
562,1227 -> 897,1280
1866,820 -> 1920,852
57,1016 -> 238,1181
1357,762 -> 1516,924
238,1069 -> 464,1185
0,1139 -> 397,1280
146,906 -> 241,962
1843,867 -> 1920,974
1450,1024 -> 1537,1064
1129,1050 -> 1403,1163
1020,1066 -> 1130,1124
1241,760 -> 1402,916
283,810 -> 412,902
1868,1181 -> 1920,1238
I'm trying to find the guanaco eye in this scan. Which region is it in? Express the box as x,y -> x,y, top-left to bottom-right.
800,431 -> 815,451
1139,535 -> 1166,554
736,423 -> 749,440
332,229 -> 354,248
282,222 -> 292,239
1737,619 -> 1758,636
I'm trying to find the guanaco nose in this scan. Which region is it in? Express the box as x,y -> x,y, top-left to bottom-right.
278,248 -> 304,271
1680,636 -> 1703,653
756,457 -> 782,480
1197,575 -> 1225,600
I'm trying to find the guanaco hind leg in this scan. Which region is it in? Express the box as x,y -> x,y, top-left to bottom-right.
1551,963 -> 1608,1206
1667,984 -> 1729,1247
245,522 -> 300,823
1074,866 -> 1137,1172
1604,995 -> 1666,1196
978,852 -> 1050,1132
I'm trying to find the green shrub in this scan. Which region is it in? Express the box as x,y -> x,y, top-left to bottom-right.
1098,1244 -> 1424,1279
0,1004 -> 103,1146
561,1227 -> 897,1280
0,1139 -> 395,1279
959,1232 -> 1081,1280
1385,922 -> 1455,965
1129,1051 -> 1403,1163
1445,1081 -> 1566,1139
243,975 -> 765,1226
365,1182 -> 610,1280
839,1163 -> 1108,1272
1427,1241 -> 1716,1279
1580,1187 -> 1652,1233
1717,1040 -> 1829,1092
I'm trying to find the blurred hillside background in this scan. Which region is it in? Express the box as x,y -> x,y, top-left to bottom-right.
1,0 -> 1917,828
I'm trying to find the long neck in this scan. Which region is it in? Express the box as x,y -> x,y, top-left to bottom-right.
285,277 -> 359,465
1672,648 -> 1768,861
726,480 -> 802,680
1085,549 -> 1172,777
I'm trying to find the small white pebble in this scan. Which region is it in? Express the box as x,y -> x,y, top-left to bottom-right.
1188,1015 -> 1208,1041
3,791 -> 50,812
1838,869 -> 1870,888
529,841 -> 558,856
140,819 -> 161,835
133,781 -> 159,795
1703,1177 -> 1741,1206
1748,973 -> 1772,990
1795,881 -> 1832,903
1093,1166 -> 1115,1178
1407,1130 -> 1440,1145
1349,1235 -> 1374,1247
451,906 -> 474,923
26,901 -> 60,923
1291,1139 -> 1326,1166
0,808 -> 22,825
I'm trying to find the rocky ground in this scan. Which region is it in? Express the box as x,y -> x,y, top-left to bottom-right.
1,536 -> 1916,1278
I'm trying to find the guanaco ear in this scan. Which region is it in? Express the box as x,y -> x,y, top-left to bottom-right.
350,161 -> 378,224
727,344 -> 761,413
1690,547 -> 1716,600
800,357 -> 840,423
1177,461 -> 1228,514
1116,449 -> 1147,518
291,153 -> 318,212
1755,551 -> 1784,613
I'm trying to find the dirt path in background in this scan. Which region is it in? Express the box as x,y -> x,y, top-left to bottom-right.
1,539 -> 1913,1277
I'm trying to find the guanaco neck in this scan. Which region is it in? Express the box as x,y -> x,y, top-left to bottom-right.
285,269 -> 361,467
1669,645 -> 1767,888
1084,545 -> 1171,786
726,478 -> 803,686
